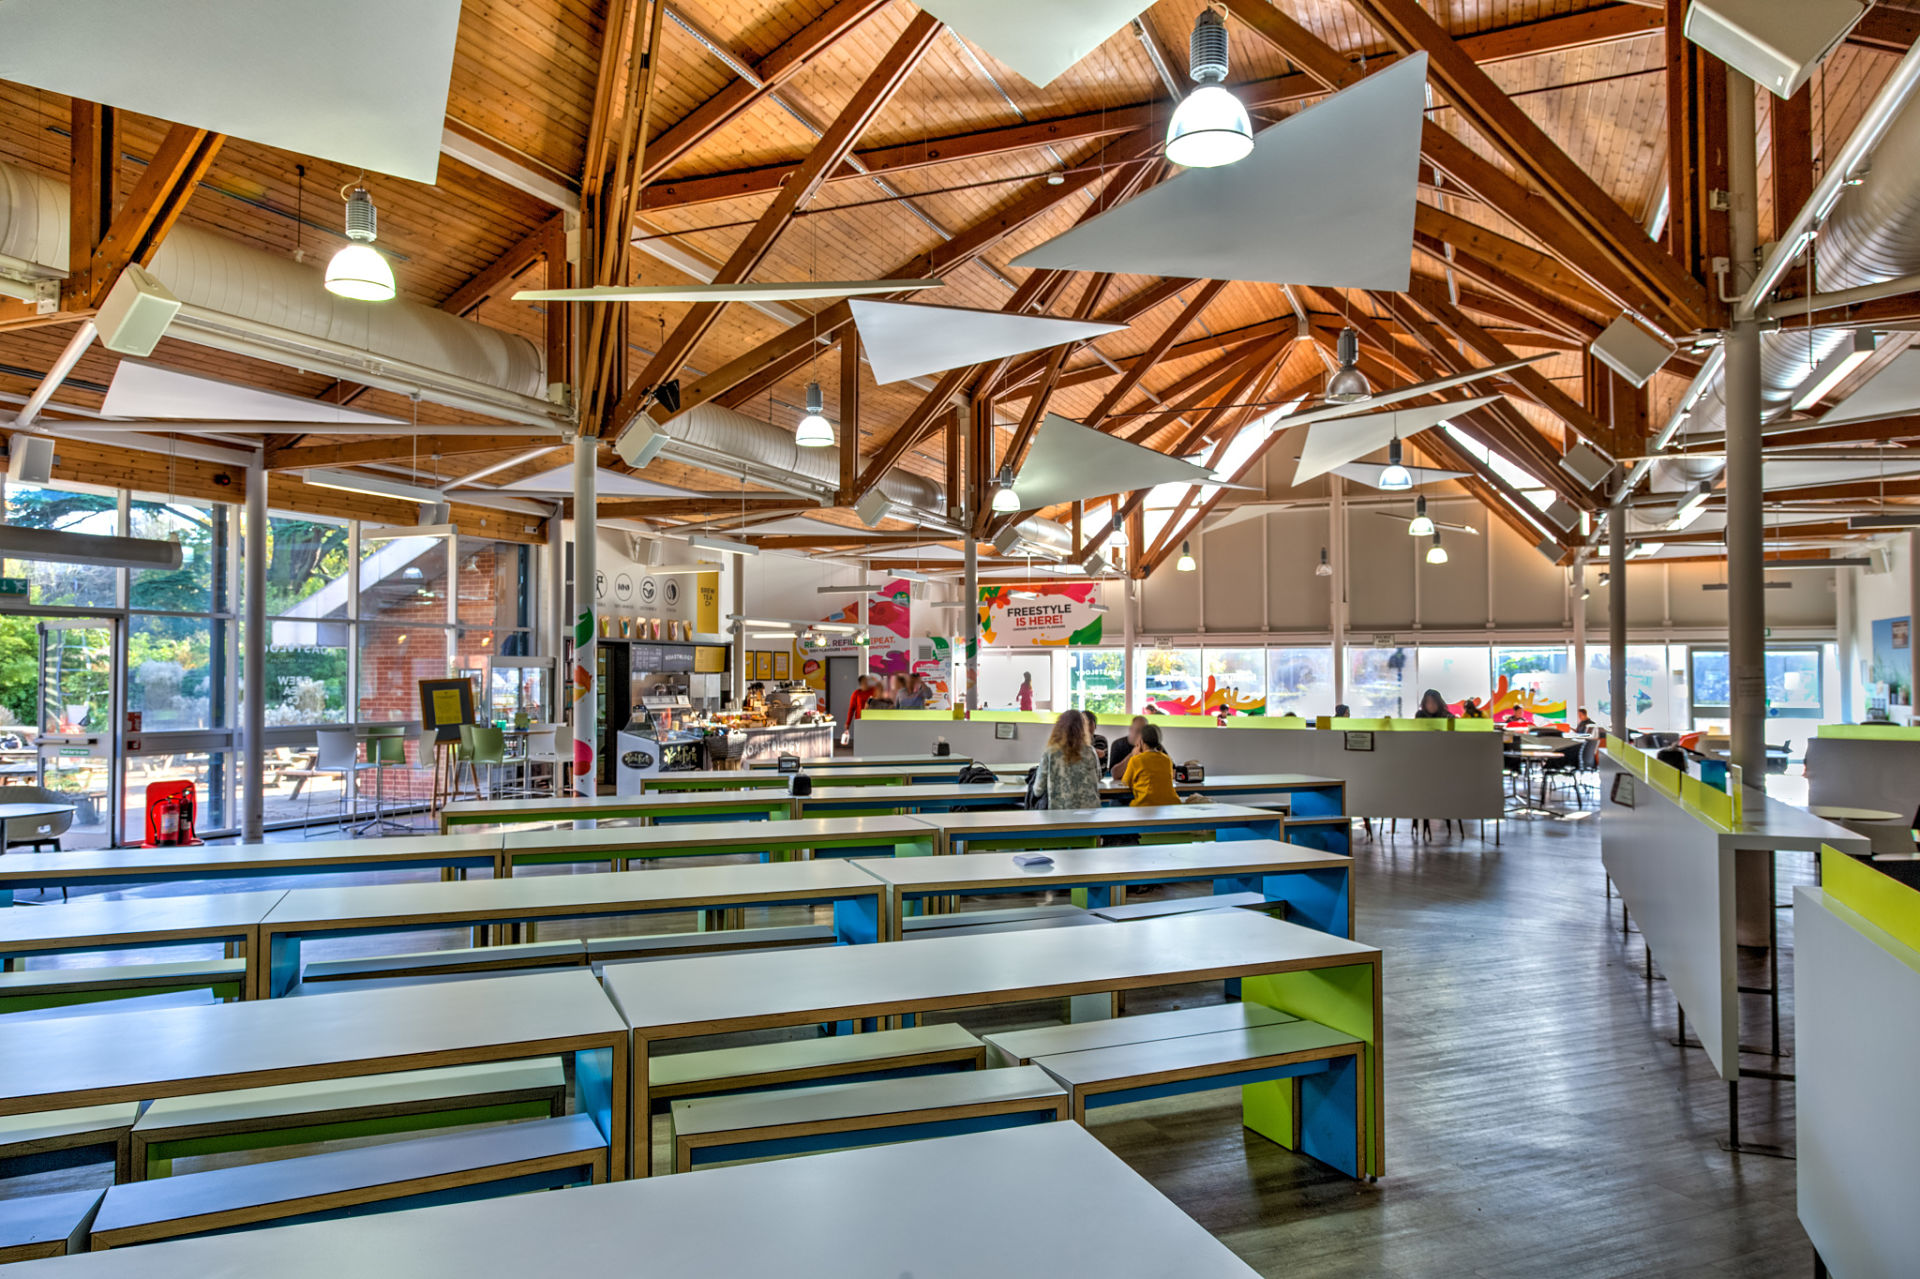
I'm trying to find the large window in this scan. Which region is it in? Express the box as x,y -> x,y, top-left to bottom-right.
1415,647 -> 1491,710
3,481 -> 118,608
1138,648 -> 1203,714
1267,647 -> 1335,717
1065,649 -> 1125,714
1345,647 -> 1409,717
1494,646 -> 1574,722
1690,646 -> 1826,747
1204,648 -> 1265,714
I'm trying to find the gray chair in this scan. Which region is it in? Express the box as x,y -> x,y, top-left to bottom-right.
2,785 -> 75,852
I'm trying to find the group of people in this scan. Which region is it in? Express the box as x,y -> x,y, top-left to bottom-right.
1031,709 -> 1180,810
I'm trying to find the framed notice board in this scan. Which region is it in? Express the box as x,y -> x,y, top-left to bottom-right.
755,652 -> 774,680
773,651 -> 790,680
419,678 -> 476,742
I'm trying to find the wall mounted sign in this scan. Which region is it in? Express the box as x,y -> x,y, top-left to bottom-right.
1343,731 -> 1374,752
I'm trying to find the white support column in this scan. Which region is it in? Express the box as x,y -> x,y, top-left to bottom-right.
731,566 -> 746,706
1122,574 -> 1136,715
1836,563 -> 1856,722
963,538 -> 979,712
243,466 -> 266,840
1330,476 -> 1347,706
1573,560 -> 1588,715
571,437 -> 596,795
1724,70 -> 1767,784
546,507 -> 569,763
1610,479 -> 1628,740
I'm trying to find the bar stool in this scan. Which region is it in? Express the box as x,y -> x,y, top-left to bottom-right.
463,725 -> 509,800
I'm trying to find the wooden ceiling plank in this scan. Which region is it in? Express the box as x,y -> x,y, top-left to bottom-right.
265,435 -> 548,471
1081,280 -> 1231,431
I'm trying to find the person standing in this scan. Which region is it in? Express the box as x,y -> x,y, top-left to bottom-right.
1118,723 -> 1180,806
895,674 -> 929,710
1017,671 -> 1035,712
1031,708 -> 1101,810
841,674 -> 876,747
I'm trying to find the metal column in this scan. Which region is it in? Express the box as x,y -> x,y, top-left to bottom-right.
546,509 -> 568,766
571,437 -> 597,795
1609,475 -> 1628,741
1724,71 -> 1767,783
242,465 -> 266,840
963,537 -> 979,712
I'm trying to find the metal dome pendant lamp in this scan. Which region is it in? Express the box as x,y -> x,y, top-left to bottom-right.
1379,437 -> 1413,491
795,381 -> 833,447
325,184 -> 397,302
1166,7 -> 1253,169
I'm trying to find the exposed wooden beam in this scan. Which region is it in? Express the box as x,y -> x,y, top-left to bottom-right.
1412,204 -> 1613,319
65,101 -> 117,311
616,11 -> 944,432
266,435 -> 546,471
1082,280 -> 1230,431
1848,6 -> 1920,55
1665,0 -> 1729,322
1348,0 -> 1711,332
442,214 -> 565,318
1768,83 -> 1815,246
85,124 -> 224,309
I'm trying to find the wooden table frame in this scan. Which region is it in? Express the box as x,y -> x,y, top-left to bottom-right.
498,816 -> 938,877
791,783 -> 1026,818
848,842 -> 1354,942
641,766 -> 971,792
1097,773 -> 1346,815
602,912 -> 1383,1180
0,970 -> 633,1179
438,792 -> 797,833
747,754 -> 973,771
252,863 -> 890,999
917,804 -> 1284,855
0,889 -> 286,973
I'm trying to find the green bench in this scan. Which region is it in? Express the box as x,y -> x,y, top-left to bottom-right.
0,1101 -> 140,1180
648,1024 -> 986,1113
297,941 -> 586,986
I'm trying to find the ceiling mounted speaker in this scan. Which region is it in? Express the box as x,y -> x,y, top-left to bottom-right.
614,416 -> 668,468
991,526 -> 1024,556
419,501 -> 451,525
653,380 -> 681,416
1590,315 -> 1676,388
1535,539 -> 1564,564
6,433 -> 54,486
1080,550 -> 1107,577
94,264 -> 181,357
854,490 -> 893,528
1559,441 -> 1614,490
1542,498 -> 1580,534
1684,0 -> 1866,99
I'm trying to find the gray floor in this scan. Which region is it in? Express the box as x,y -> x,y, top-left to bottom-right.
2,807 -> 1815,1276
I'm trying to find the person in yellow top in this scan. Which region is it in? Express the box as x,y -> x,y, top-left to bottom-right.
1118,724 -> 1181,806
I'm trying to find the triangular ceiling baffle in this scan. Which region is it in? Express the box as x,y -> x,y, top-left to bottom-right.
1010,54 -> 1429,289
0,0 -> 459,183
1333,462 -> 1470,489
1818,349 -> 1920,425
914,0 -> 1157,87
1011,414 -> 1219,510
850,301 -> 1127,386
101,362 -> 403,425
1293,397 -> 1499,484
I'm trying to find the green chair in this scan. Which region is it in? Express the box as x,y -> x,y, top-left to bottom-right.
353,727 -> 412,835
463,726 -> 508,800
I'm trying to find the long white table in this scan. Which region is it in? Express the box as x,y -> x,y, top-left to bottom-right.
0,1125 -> 1259,1277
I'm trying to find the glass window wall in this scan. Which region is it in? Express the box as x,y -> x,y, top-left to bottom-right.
1266,647 -> 1335,718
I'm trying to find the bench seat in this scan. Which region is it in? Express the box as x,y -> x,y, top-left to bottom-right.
668,1066 -> 1068,1173
903,913 -> 1108,940
0,1189 -> 104,1262
1033,1021 -> 1366,1177
0,1101 -> 141,1180
587,923 -> 837,964
93,1114 -> 606,1249
1090,891 -> 1273,923
129,1058 -> 568,1179
899,904 -> 1087,933
984,1002 -> 1296,1065
0,959 -> 246,1013
299,940 -> 584,984
649,1024 -> 984,1112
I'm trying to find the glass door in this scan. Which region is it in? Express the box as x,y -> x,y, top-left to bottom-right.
37,617 -> 121,849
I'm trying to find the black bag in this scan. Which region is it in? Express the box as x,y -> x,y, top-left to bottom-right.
955,763 -> 998,785
1023,765 -> 1045,810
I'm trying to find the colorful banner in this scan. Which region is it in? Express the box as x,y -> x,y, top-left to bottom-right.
570,608 -> 595,793
1147,676 -> 1267,717
793,577 -> 913,691
978,584 -> 1103,647
915,638 -> 954,709
1446,674 -> 1568,724
694,571 -> 720,635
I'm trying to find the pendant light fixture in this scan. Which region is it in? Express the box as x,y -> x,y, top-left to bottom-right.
1177,541 -> 1197,572
990,465 -> 1022,514
1379,437 -> 1412,491
324,184 -> 397,302
1315,546 -> 1333,577
795,381 -> 833,447
1324,327 -> 1372,404
1426,531 -> 1448,564
1165,7 -> 1253,169
1407,495 -> 1434,537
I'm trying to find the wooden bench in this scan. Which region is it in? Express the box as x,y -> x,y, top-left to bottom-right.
128,1058 -> 569,1179
899,903 -> 1088,934
91,1114 -> 606,1248
1032,1021 -> 1366,1177
649,1024 -> 985,1114
586,923 -> 837,966
984,1002 -> 1297,1065
0,1101 -> 140,1180
667,1066 -> 1068,1173
1090,891 -> 1273,922
297,940 -> 585,986
0,959 -> 246,1013
902,913 -> 1109,940
0,1188 -> 103,1262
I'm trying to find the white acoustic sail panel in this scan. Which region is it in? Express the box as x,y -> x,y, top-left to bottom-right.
1293,397 -> 1499,484
1010,55 -> 1429,289
1333,462 -> 1469,489
1820,350 -> 1920,425
0,0 -> 461,184
101,362 -> 401,424
1010,414 -> 1219,510
850,301 -> 1126,385
915,0 -> 1157,86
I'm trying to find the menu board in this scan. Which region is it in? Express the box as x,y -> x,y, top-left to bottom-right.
631,644 -> 694,674
693,645 -> 727,674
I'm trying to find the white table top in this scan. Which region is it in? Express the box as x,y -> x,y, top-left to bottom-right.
849,840 -> 1347,890
502,814 -> 935,852
0,889 -> 287,951
0,836 -> 499,883
0,970 -> 624,1117
261,860 -> 881,930
1809,805 -> 1906,824
0,801 -> 73,821
917,802 -> 1282,834
0,1125 -> 1258,1278
1102,773 -> 1343,791
605,910 -> 1377,1037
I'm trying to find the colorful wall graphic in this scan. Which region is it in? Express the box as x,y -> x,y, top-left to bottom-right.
915,637 -> 954,709
1146,675 -> 1268,717
570,609 -> 594,792
978,584 -> 1104,646
1446,674 -> 1568,724
792,578 -> 914,692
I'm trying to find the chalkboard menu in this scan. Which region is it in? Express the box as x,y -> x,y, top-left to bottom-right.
631,644 -> 694,674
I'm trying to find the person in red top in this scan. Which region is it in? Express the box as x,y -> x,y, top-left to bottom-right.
1017,672 -> 1034,711
841,675 -> 878,747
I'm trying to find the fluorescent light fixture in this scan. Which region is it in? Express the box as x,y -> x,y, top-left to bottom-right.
0,524 -> 183,570
811,622 -> 862,634
1378,438 -> 1412,491
1701,580 -> 1794,591
1176,541 -> 1197,572
1792,330 -> 1877,410
1849,514 -> 1920,530
689,534 -> 758,557
1628,541 -> 1664,559
325,188 -> 397,302
1166,9 -> 1252,168
1408,495 -> 1434,537
1426,532 -> 1448,565
1011,589 -> 1040,600
795,381 -> 833,448
304,468 -> 445,504
748,631 -> 796,640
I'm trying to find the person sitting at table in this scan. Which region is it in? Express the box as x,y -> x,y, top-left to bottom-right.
1413,689 -> 1454,721
1082,711 -> 1108,772
1118,724 -> 1180,807
1105,715 -> 1148,776
1460,698 -> 1487,719
1030,709 -> 1101,810
1332,703 -> 1351,719
1574,707 -> 1597,735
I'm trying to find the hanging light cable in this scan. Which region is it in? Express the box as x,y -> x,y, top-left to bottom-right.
1408,494 -> 1434,537
1379,437 -> 1412,491
1165,6 -> 1253,169
324,182 -> 396,302
1324,327 -> 1372,404
795,381 -> 833,447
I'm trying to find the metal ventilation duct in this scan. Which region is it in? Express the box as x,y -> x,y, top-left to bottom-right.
0,160 -> 557,426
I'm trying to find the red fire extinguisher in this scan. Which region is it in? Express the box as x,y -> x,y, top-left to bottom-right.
156,793 -> 180,845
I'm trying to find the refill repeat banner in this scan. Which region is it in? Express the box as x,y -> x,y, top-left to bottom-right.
978,583 -> 1103,646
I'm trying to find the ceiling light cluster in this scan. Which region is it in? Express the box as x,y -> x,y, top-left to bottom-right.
991,465 -> 1021,514
1166,7 -> 1252,169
